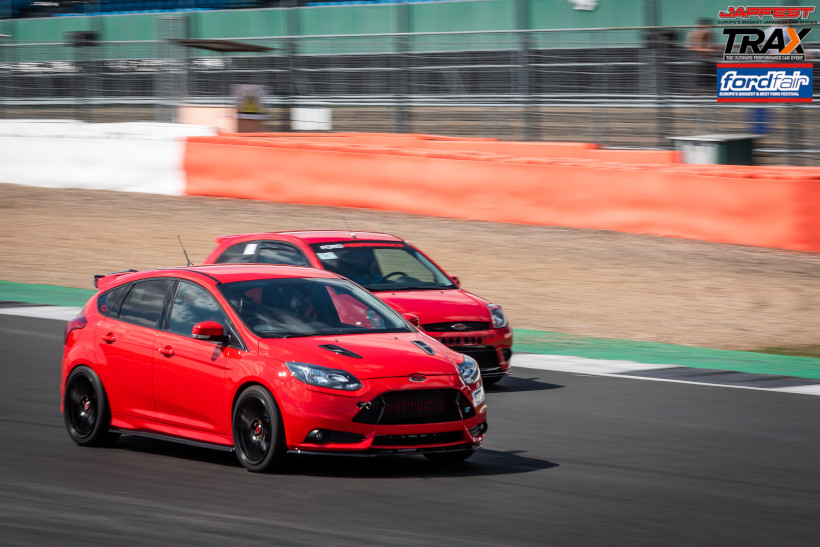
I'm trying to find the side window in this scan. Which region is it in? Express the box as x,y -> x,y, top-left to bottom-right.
118,279 -> 172,328
97,284 -> 129,317
257,242 -> 310,266
214,241 -> 260,264
168,281 -> 228,338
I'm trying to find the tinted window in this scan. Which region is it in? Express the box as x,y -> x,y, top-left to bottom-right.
168,282 -> 228,338
309,241 -> 456,291
257,242 -> 310,267
215,240 -> 310,267
97,284 -> 129,317
118,279 -> 172,328
214,241 -> 259,264
220,277 -> 411,338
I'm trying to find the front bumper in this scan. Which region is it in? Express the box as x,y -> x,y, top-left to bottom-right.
276,375 -> 488,454
425,326 -> 513,379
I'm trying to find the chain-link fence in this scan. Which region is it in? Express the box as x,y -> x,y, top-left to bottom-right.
1,24 -> 818,164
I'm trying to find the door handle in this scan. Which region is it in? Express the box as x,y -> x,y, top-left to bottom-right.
158,345 -> 175,357
102,333 -> 116,343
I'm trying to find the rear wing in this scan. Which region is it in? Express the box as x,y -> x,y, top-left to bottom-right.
94,270 -> 137,290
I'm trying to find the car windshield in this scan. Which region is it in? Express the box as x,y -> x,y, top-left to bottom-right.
308,241 -> 456,291
219,277 -> 413,338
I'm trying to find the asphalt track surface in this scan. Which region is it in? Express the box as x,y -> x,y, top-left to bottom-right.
3,314 -> 820,546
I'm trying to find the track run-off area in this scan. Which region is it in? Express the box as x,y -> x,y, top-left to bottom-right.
1,300 -> 820,545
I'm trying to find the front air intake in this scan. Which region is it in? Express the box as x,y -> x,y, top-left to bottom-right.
353,389 -> 475,425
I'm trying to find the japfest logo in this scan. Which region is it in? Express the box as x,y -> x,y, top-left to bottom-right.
718,5 -> 815,23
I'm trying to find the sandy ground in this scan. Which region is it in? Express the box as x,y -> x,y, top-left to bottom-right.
3,183 -> 820,352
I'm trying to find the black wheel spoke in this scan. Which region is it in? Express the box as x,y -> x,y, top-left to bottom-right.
64,367 -> 116,447
233,386 -> 284,472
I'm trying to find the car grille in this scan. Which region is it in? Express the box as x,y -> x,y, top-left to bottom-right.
450,345 -> 501,372
353,389 -> 476,425
372,431 -> 464,447
422,321 -> 491,332
439,336 -> 485,346
326,431 -> 365,444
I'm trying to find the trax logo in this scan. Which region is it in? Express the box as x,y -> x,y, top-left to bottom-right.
718,6 -> 815,19
723,28 -> 811,56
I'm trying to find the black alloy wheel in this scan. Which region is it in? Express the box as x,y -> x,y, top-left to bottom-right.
64,366 -> 119,447
233,385 -> 286,473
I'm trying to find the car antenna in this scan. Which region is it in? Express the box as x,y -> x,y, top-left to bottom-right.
177,235 -> 193,266
339,211 -> 356,239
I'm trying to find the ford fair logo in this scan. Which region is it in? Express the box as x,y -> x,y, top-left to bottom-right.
409,374 -> 427,383
451,323 -> 468,331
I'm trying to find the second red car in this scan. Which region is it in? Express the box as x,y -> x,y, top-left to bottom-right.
204,231 -> 513,384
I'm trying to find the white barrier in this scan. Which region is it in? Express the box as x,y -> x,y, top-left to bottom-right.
0,121 -> 217,195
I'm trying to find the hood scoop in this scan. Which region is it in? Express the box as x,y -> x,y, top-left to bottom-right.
412,340 -> 436,355
319,344 -> 363,359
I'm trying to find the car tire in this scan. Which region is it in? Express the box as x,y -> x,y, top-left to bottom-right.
63,365 -> 120,447
423,449 -> 474,464
233,385 -> 287,473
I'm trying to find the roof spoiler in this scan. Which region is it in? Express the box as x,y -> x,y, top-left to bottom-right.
94,269 -> 137,289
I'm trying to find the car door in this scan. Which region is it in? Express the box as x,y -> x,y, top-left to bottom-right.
95,278 -> 173,420
152,280 -> 236,434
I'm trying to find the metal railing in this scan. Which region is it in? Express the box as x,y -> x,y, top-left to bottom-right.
1,25 -> 817,164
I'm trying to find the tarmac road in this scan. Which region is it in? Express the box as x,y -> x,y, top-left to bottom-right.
2,314 -> 820,546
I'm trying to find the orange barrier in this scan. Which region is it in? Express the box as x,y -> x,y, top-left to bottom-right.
183,134 -> 820,252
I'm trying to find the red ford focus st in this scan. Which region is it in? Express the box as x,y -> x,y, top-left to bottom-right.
204,231 -> 513,385
62,265 -> 488,472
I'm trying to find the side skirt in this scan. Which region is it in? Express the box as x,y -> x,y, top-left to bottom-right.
110,428 -> 235,453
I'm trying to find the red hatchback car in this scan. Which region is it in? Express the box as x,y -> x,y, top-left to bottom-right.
204,231 -> 513,384
62,265 -> 488,472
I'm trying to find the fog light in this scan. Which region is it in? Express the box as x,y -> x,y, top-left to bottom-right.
305,429 -> 327,443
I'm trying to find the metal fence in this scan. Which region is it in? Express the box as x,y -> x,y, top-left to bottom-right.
1,24 -> 818,165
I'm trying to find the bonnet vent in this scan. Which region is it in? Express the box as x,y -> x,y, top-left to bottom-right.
319,344 -> 363,359
412,340 -> 435,355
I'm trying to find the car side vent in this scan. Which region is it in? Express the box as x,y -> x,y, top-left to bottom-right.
319,344 -> 363,359
412,340 -> 435,355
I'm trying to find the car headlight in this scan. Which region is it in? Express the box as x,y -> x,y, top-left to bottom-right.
286,362 -> 363,391
457,355 -> 481,385
488,304 -> 508,328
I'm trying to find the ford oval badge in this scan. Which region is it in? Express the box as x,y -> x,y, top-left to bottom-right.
409,374 -> 427,383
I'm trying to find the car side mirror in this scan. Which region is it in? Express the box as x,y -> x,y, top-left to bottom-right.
450,276 -> 461,288
192,321 -> 225,341
402,313 -> 420,328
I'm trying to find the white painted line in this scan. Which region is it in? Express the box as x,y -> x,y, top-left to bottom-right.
510,353 -> 820,397
770,384 -> 820,396
511,353 -> 678,375
0,306 -> 82,321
